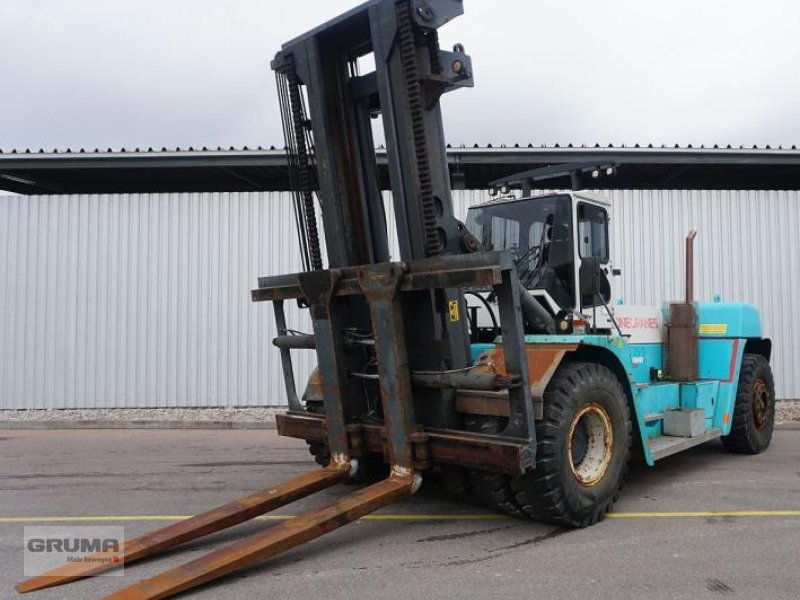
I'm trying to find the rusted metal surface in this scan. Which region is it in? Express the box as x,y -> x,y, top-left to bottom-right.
685,227 -> 698,304
455,390 -> 511,417
412,370 -> 520,390
422,428 -> 530,475
471,343 -> 576,417
297,269 -> 351,462
252,252 -> 514,303
98,473 -> 416,600
303,367 -> 323,402
752,378 -> 770,431
401,267 -> 502,291
566,402 -> 613,486
275,412 -> 326,442
15,463 -> 350,594
357,262 -> 418,470
666,228 -> 699,381
491,268 -> 535,460
276,412 -> 530,474
409,432 -> 431,469
525,345 -> 576,397
666,302 -> 698,381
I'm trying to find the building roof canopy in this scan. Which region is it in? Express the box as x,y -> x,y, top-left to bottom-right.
2,144 -> 800,194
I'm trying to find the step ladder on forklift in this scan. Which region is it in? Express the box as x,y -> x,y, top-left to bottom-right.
643,407 -> 723,460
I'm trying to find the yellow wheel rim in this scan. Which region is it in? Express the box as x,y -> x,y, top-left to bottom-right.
567,403 -> 613,486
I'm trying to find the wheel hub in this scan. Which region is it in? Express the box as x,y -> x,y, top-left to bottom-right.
567,403 -> 613,486
752,378 -> 770,431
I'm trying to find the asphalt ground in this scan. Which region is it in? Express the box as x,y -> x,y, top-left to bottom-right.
1,429 -> 799,600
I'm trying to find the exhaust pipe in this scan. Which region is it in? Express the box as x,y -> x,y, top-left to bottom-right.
685,226 -> 697,304
665,227 -> 699,382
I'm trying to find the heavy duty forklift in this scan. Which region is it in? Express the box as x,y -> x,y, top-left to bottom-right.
17,1 -> 775,598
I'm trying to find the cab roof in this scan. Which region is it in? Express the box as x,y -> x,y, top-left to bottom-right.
468,190 -> 611,210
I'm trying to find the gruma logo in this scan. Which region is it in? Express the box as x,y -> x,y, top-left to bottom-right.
27,538 -> 120,553
23,526 -> 125,576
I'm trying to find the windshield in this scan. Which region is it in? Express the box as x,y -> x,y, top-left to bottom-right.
466,194 -> 575,305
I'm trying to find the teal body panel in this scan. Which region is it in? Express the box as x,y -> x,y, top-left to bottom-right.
626,343 -> 662,383
694,302 -> 753,435
696,302 -> 762,338
522,334 -> 661,464
638,383 -> 679,438
680,381 -> 721,427
474,302 -> 764,466
697,338 -> 745,435
470,343 -> 495,362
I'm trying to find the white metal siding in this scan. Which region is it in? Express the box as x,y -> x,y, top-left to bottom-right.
0,189 -> 797,408
0,192 -> 315,408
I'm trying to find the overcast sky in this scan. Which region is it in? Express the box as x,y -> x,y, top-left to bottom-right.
1,0 -> 799,151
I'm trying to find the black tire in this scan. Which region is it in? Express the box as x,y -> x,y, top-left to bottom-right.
305,401 -> 330,468
722,353 -> 775,454
463,415 -> 524,517
510,361 -> 631,527
304,401 -> 388,483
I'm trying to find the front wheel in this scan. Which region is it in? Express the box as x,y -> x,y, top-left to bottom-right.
510,361 -> 632,527
722,353 -> 775,454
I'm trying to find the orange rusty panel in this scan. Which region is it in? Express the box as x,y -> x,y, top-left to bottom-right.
303,366 -> 323,401
476,344 -> 576,397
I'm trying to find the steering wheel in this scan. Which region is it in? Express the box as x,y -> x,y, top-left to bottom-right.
464,292 -> 500,339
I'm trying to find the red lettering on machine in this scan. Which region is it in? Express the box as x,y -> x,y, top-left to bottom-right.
616,316 -> 659,330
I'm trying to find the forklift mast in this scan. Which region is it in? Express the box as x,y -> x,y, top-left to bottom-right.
263,0 -> 537,473
273,0 -> 474,268
271,0 -> 477,396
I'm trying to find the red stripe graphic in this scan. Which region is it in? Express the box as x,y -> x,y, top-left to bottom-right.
723,338 -> 740,383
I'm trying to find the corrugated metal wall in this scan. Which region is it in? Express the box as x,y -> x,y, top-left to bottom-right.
1,189 -> 797,408
0,192 -> 315,408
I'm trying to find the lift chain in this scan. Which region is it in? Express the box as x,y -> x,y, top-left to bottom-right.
396,0 -> 440,256
287,67 -> 324,271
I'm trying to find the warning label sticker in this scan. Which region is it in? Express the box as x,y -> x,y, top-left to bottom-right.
448,300 -> 460,322
699,323 -> 728,335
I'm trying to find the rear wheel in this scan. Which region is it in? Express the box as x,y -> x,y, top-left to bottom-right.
511,361 -> 631,527
722,353 -> 775,454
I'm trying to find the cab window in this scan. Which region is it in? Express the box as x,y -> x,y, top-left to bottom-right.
577,203 -> 609,263
490,216 -> 520,253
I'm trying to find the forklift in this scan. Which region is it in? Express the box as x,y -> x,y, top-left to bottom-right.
17,1 -> 775,598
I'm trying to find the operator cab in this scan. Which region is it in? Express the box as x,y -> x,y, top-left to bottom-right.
465,191 -> 616,337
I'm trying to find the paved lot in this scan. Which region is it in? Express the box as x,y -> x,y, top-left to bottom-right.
1,429 -> 799,600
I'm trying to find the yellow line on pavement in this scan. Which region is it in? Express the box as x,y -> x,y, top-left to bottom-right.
0,514 -> 509,523
0,510 -> 799,524
607,510 -> 800,518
